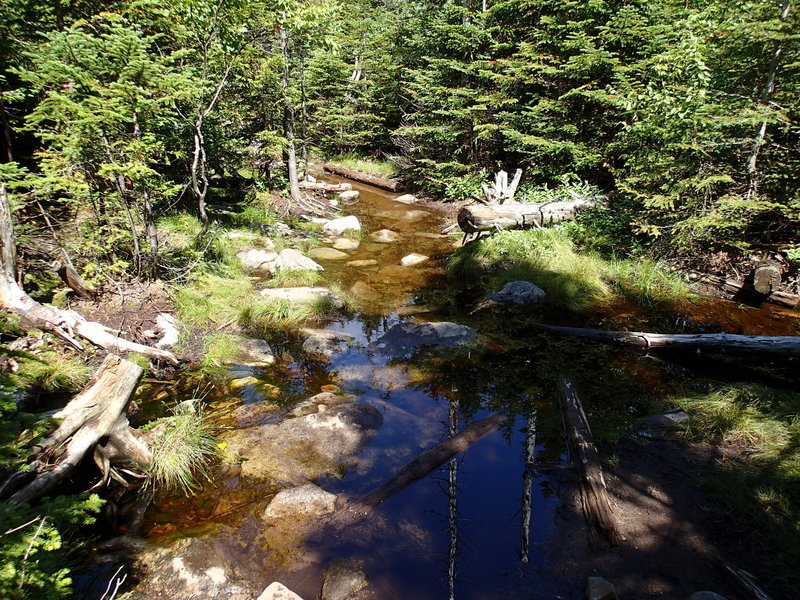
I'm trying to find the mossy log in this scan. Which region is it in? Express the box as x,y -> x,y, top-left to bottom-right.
557,375 -> 625,546
6,355 -> 150,506
457,196 -> 604,234
538,323 -> 800,355
322,163 -> 401,192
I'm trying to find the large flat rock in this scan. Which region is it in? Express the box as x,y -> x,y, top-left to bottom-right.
373,321 -> 477,355
259,287 -> 345,309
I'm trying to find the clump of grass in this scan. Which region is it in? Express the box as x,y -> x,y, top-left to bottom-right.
239,298 -> 319,334
21,353 -> 93,393
328,153 -> 398,178
265,269 -> 323,288
342,228 -> 363,240
142,404 -> 219,495
158,214 -> 203,250
231,193 -> 281,227
449,228 -> 691,312
201,333 -> 246,368
172,274 -> 253,328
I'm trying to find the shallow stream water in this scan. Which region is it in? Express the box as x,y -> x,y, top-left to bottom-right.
131,177 -> 799,600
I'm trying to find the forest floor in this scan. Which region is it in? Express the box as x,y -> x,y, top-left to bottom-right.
549,437 -> 778,600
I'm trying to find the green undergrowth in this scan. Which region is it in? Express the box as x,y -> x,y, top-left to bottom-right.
326,153 -> 398,178
448,228 -> 691,313
667,383 -> 800,589
142,404 -> 220,495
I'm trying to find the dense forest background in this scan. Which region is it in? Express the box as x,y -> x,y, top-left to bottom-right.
0,0 -> 798,286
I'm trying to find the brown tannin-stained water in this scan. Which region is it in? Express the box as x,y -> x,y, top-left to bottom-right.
128,177 -> 799,600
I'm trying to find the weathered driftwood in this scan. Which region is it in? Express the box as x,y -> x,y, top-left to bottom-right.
299,180 -> 353,193
557,375 -> 625,546
481,169 -> 523,204
0,184 -> 177,362
694,271 -> 798,308
7,355 -> 149,506
55,261 -> 96,299
538,323 -> 800,355
354,413 -> 506,512
322,163 -> 401,192
457,196 -> 604,234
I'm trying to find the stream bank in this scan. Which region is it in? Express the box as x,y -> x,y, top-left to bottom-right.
80,174 -> 800,600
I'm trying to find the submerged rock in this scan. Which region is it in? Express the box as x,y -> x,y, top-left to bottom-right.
257,582 -> 304,600
259,287 -> 345,309
374,321 -> 477,354
235,338 -> 275,366
346,259 -> 377,268
586,576 -> 618,600
337,190 -> 361,204
400,253 -> 429,267
350,281 -> 381,301
322,215 -> 361,235
301,329 -> 355,359
309,247 -> 349,260
321,559 -> 368,600
221,398 -> 383,483
272,249 -> 324,272
370,229 -> 400,243
489,281 -> 546,305
264,483 -> 337,520
394,193 -> 418,204
687,593 -> 729,600
333,237 -> 360,251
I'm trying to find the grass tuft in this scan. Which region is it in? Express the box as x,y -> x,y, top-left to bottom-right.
327,153 -> 398,178
142,404 -> 219,496
265,269 -> 323,288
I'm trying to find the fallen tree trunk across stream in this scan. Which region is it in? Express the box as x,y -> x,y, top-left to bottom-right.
298,180 -> 353,193
457,196 -> 604,234
322,163 -> 401,192
538,323 -> 800,355
557,375 -> 625,546
5,355 -> 149,506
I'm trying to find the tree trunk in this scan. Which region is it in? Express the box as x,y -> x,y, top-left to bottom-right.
6,355 -> 148,506
457,196 -> 604,234
281,25 -> 301,203
746,0 -> 792,195
557,375 -> 624,546
322,163 -> 401,192
298,181 -> 353,192
692,271 -> 798,308
538,323 -> 800,355
0,183 -> 178,362
752,261 -> 782,295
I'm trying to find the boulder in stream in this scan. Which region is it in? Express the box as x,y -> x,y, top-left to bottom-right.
322,215 -> 361,235
489,280 -> 546,305
264,483 -> 337,520
333,237 -> 360,251
373,321 -> 477,355
272,249 -> 324,272
234,338 -> 275,366
257,582 -> 304,600
220,395 -> 383,483
301,328 -> 355,359
259,287 -> 345,309
370,229 -> 400,243
309,247 -> 349,260
337,190 -> 361,204
400,253 -> 429,267
394,193 -> 418,204
321,559 -> 368,600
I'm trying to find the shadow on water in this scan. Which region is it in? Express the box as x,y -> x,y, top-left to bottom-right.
110,175 -> 800,600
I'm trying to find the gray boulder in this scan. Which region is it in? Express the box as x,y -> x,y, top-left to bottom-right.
321,560 -> 368,600
333,237 -> 360,251
236,338 -> 275,366
273,249 -> 323,272
400,253 -> 429,267
301,329 -> 355,359
322,215 -> 361,235
263,483 -> 337,520
309,247 -> 349,260
394,193 -> 418,204
257,582 -> 304,600
236,248 -> 277,274
489,281 -> 546,305
337,190 -> 361,204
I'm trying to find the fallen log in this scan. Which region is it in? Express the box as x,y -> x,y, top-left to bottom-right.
694,271 -> 798,308
354,413 -> 506,512
6,355 -> 149,506
457,196 -> 604,234
557,375 -> 624,546
752,261 -> 782,295
322,163 -> 401,192
299,180 -> 353,193
538,323 -> 800,355
0,183 -> 177,362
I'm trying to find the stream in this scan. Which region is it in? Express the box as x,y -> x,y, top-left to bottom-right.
105,177 -> 799,600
